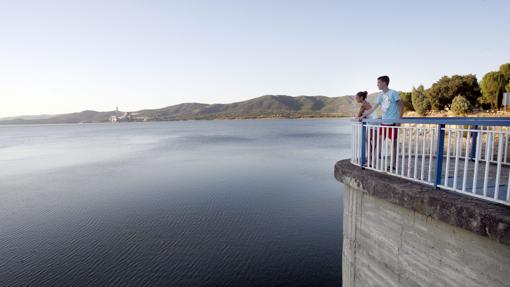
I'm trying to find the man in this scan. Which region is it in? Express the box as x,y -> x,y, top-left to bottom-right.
361,75 -> 404,169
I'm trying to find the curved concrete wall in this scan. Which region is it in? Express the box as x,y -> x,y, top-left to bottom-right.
336,160 -> 510,287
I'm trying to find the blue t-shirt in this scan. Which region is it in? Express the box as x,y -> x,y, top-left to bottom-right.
376,89 -> 401,122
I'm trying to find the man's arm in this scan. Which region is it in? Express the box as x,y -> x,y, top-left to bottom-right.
399,100 -> 404,117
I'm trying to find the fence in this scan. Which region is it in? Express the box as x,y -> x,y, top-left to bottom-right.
351,117 -> 510,206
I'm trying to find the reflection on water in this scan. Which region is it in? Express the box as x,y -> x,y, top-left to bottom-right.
0,119 -> 350,286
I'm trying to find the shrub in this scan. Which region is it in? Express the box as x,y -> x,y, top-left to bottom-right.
451,95 -> 471,115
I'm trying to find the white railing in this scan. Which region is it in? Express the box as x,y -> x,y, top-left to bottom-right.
351,118 -> 510,206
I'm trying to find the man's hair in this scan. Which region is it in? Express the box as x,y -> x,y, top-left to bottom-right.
377,75 -> 390,85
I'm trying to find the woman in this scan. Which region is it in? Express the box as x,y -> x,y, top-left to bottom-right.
355,91 -> 373,119
355,91 -> 374,167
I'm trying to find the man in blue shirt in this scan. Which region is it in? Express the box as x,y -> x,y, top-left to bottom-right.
362,76 -> 404,169
362,75 -> 403,121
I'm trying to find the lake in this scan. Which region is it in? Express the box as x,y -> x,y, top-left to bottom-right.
0,119 -> 351,286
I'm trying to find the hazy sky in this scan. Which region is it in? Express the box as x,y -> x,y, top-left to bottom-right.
0,0 -> 509,117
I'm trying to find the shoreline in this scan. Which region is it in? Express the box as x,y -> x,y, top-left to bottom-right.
0,116 -> 354,126
0,114 -> 353,126
2,110 -> 510,126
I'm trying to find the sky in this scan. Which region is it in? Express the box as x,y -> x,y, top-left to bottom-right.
0,0 -> 509,117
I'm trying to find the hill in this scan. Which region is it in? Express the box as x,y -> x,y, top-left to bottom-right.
133,94 -> 378,121
0,110 -> 119,125
0,93 -> 379,124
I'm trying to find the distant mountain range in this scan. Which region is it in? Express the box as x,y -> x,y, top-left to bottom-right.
0,93 -> 378,124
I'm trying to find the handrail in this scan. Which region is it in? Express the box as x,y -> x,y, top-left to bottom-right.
355,117 -> 510,126
350,117 -> 510,206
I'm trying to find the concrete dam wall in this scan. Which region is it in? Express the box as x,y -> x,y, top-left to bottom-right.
335,159 -> 510,287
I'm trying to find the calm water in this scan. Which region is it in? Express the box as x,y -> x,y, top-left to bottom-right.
0,119 -> 351,286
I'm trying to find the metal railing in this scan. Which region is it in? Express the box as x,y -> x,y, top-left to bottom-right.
351,117 -> 510,206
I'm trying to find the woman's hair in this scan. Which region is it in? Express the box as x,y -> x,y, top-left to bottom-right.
356,91 -> 368,100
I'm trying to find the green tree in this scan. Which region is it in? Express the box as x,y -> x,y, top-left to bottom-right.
399,91 -> 414,111
451,95 -> 471,115
411,85 -> 431,116
479,71 -> 506,109
426,74 -> 481,110
506,80 -> 510,93
500,63 -> 510,80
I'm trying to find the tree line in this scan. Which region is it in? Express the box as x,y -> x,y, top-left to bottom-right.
399,63 -> 510,116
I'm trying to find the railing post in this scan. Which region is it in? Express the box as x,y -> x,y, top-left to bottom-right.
470,125 -> 478,160
361,121 -> 366,169
434,124 -> 445,188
